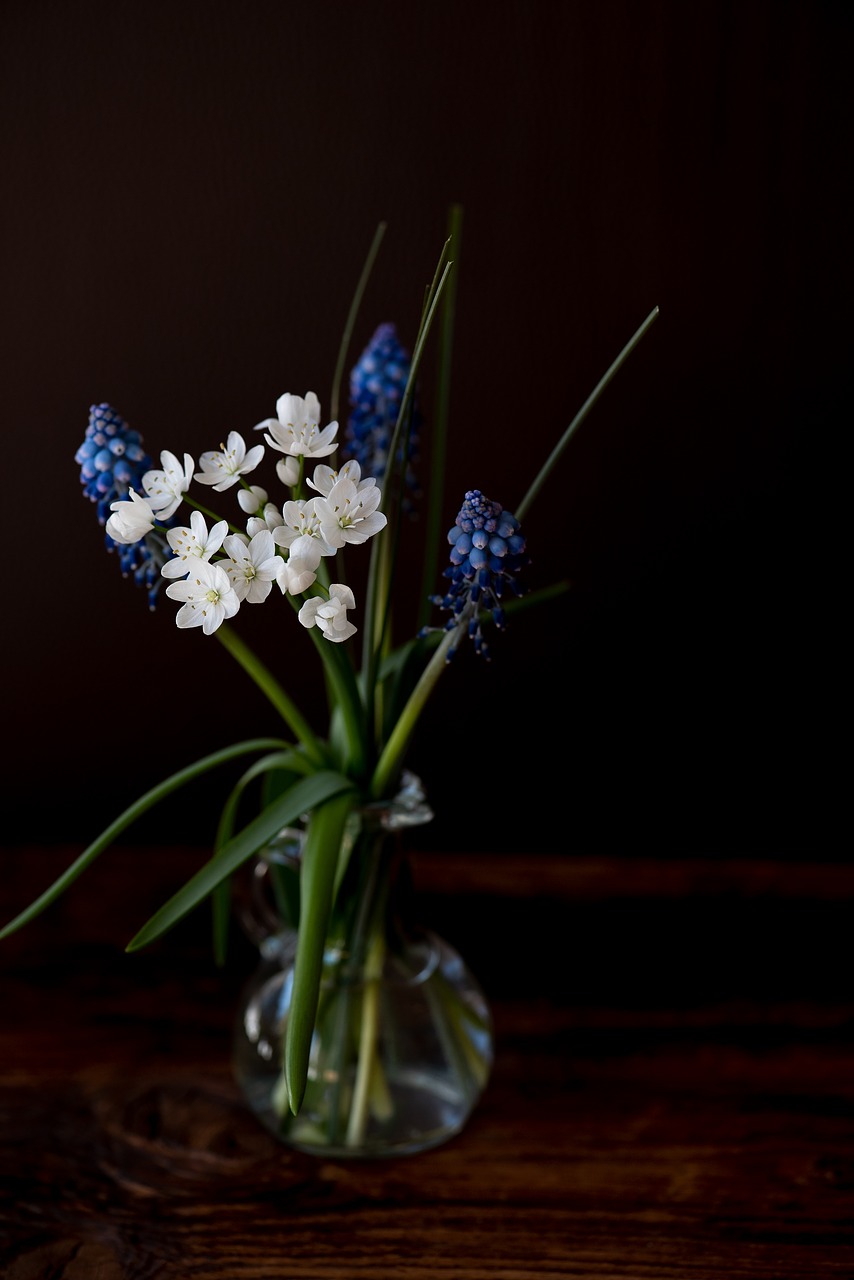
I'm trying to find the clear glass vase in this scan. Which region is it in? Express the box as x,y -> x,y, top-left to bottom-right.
232,772 -> 494,1158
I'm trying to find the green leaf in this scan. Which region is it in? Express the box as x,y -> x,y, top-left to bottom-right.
360,238 -> 455,712
329,220 -> 387,423
284,790 -> 356,1115
0,738 -> 290,943
369,621 -> 462,800
419,202 -> 463,628
302,618 -> 369,779
211,749 -> 311,966
126,771 -> 357,952
515,305 -> 660,524
379,635 -> 430,739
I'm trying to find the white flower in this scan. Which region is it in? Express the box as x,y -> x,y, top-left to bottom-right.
272,497 -> 336,559
306,459 -> 377,497
246,501 -> 285,539
142,451 -> 194,520
237,484 -> 267,515
221,530 -> 280,604
314,476 -> 387,549
275,533 -> 323,595
195,431 -> 265,491
276,456 -> 300,488
277,555 -> 318,596
271,497 -> 329,595
165,559 -> 240,635
105,489 -> 156,543
257,392 -> 338,459
298,584 -> 357,643
161,511 -> 228,580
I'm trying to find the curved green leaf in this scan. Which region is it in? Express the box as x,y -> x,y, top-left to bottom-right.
284,789 -> 356,1115
211,749 -> 310,966
0,738 -> 290,943
515,305 -> 660,523
329,220 -> 387,423
126,770 -> 357,952
418,202 -> 462,629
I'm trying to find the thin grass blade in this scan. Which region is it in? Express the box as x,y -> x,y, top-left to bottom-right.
126,771 -> 356,952
0,738 -> 290,942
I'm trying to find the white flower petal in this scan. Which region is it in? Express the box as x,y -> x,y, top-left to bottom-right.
105,490 -> 156,543
166,560 -> 239,635
238,484 -> 268,514
142,450 -> 194,519
194,432 -> 263,491
298,598 -> 322,628
329,583 -> 356,609
276,456 -> 300,488
262,392 -> 339,459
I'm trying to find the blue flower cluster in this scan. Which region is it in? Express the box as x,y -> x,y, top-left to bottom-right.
75,403 -> 150,517
428,490 -> 529,659
346,323 -> 420,503
75,403 -> 172,609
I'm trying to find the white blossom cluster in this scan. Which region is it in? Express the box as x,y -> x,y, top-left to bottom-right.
104,392 -> 387,640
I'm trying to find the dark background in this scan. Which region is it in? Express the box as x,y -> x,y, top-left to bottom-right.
0,0 -> 848,859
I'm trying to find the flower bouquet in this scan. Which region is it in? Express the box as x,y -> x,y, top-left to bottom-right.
2,212 -> 657,1156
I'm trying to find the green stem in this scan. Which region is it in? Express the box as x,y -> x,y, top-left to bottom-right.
215,623 -> 327,767
357,524 -> 390,730
419,204 -> 462,629
430,968 -> 492,1088
183,494 -> 245,536
515,305 -> 660,524
369,620 -> 463,799
346,926 -> 386,1147
326,829 -> 389,1145
329,221 -> 387,424
361,253 -> 454,711
302,618 -> 370,780
378,259 -> 453,522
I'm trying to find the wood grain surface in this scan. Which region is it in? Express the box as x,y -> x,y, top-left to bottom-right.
2,848 -> 853,1278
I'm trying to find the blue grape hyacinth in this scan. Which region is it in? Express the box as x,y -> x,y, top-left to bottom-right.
346,322 -> 420,501
75,403 -> 173,608
75,403 -> 150,520
427,490 -> 529,659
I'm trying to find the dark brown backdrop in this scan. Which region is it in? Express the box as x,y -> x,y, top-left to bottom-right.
0,0 -> 848,857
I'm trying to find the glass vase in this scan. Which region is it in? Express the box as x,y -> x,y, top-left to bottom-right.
232,772 -> 493,1158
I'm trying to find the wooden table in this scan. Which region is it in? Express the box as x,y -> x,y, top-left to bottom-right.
2,847 -> 853,1278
